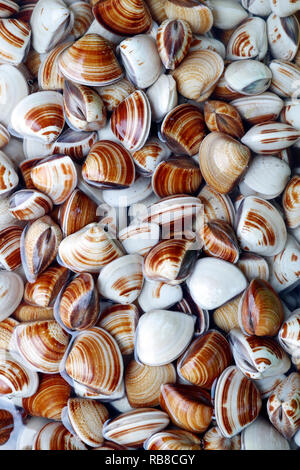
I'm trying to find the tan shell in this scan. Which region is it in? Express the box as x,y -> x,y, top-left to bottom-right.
144,429 -> 201,450
283,176 -> 300,229
33,422 -> 87,450
0,318 -> 19,351
0,349 -> 39,398
13,304 -> 54,323
204,100 -> 244,139
58,188 -> 98,237
213,294 -> 242,334
164,1 -> 213,34
24,265 -> 69,308
203,426 -> 241,450
0,225 -> 22,271
199,219 -> 240,264
237,253 -> 270,282
38,42 -> 72,91
96,78 -> 135,112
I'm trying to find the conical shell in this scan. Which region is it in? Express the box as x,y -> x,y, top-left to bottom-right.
157,19 -> 192,70
164,0 -> 213,34
24,265 -> 69,308
203,426 -> 241,450
32,422 -> 87,450
231,92 -> 284,126
58,189 -> 98,237
0,225 -> 22,271
0,350 -> 39,398
283,176 -> 300,229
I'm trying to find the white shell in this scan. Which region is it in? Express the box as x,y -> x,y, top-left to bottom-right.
0,271 -> 23,320
86,19 -> 124,45
227,17 -> 268,61
225,59 -> 272,95
269,60 -> 300,98
146,74 -> 178,123
119,222 -> 160,257
281,100 -> 300,130
231,93 -> 284,126
102,176 -> 153,208
241,122 -> 300,154
0,151 -> 18,198
241,0 -> 272,17
16,417 -> 52,450
269,234 -> 300,293
267,13 -> 300,61
138,279 -> 183,312
269,0 -> 300,17
190,35 -> 226,59
0,64 -> 29,127
209,0 -> 248,30
186,257 -> 247,310
241,417 -> 290,450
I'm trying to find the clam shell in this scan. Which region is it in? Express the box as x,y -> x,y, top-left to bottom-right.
161,103 -> 206,156
59,34 -> 123,86
0,408 -> 15,446
208,0 -> 248,30
63,398 -> 109,447
138,279 -> 182,312
38,42 -> 72,91
204,100 -> 244,139
267,373 -> 300,440
102,408 -> 169,448
241,417 -> 290,450
199,132 -> 251,195
186,257 -> 247,310
144,429 -> 201,450
125,359 -> 176,408
16,416 -> 53,450
119,222 -> 160,257
199,219 -> 240,263
160,384 -> 213,433
0,318 -> 19,351
0,152 -> 18,198
269,60 -> 300,98
19,157 -> 44,190
144,0 -> 167,24
135,309 -> 195,366
281,100 -> 300,130
283,176 -> 300,229
21,216 -> 62,283
241,121 -> 300,154
0,64 -> 29,127
0,1 -> 19,18
97,254 -> 144,304
270,0 -> 300,17
0,350 -> 39,398
237,253 -> 270,282
235,196 -> 287,256
267,13 -> 300,61
214,366 -> 262,438
22,373 -> 71,421
9,190 -> 53,221
157,19 -> 192,70
0,124 -> 9,149
10,91 -> 65,144
225,59 -> 272,96
189,34 -> 225,58
203,426 -> 241,450
102,174 -> 153,208
13,320 -> 69,374
0,225 -> 22,271
164,0 -> 213,34
171,49 -> 224,102
13,304 -> 54,323
24,265 -> 69,308
213,294 -> 242,334
97,304 -> 139,356
229,329 -> 291,380
231,92 -> 284,125
58,189 -> 98,237
278,309 -> 300,366
269,235 -> 300,293
227,17 -> 268,61
146,74 -> 178,123
64,327 -> 123,395
58,222 -> 123,273
96,78 -> 135,113
255,374 -> 287,400
198,185 -> 235,225
177,330 -> 232,389
111,90 -> 151,153
241,0 -> 271,17
0,272 -> 23,320
69,1 -> 93,39
0,18 -> 31,65
174,290 -> 209,337
212,72 -> 245,102
82,140 -> 135,189
32,422 -> 87,450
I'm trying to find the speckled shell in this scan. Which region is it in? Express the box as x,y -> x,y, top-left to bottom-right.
267,13 -> 299,61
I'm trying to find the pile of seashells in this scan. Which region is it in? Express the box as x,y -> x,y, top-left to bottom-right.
0,0 -> 300,452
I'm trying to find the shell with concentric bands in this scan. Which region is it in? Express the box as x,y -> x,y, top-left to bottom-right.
9,190 -> 53,221
283,176 -> 300,229
203,426 -> 241,450
164,1 -> 213,34
0,349 -> 39,398
32,422 -> 87,450
0,225 -> 22,271
24,264 -> 69,308
58,189 -> 98,237
96,78 -> 136,113
200,219 -> 240,264
204,100 -> 244,139
0,18 -> 31,65
38,42 -> 73,91
157,19 -> 192,70
0,152 -> 19,198
144,429 -> 201,451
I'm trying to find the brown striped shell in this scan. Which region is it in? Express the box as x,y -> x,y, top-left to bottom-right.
0,409 -> 14,446
19,157 -> 44,190
198,185 -> 235,225
9,190 -> 53,221
13,304 -> 54,323
38,42 -> 73,91
278,310 -> 300,371
58,189 -> 98,237
32,422 -> 87,450
241,121 -> 300,155
0,318 -> 19,351
237,253 -> 270,282
96,78 -> 136,113
24,265 -> 69,308
69,1 -> 93,40
0,349 -> 39,398
157,19 -> 192,70
199,219 -> 240,264
0,18 -> 31,65
82,140 -> 135,189
132,137 -> 171,177
0,151 -> 19,198
283,176 -> 300,229
64,327 -> 123,395
164,0 -> 213,34
177,330 -> 232,389
203,426 -> 241,450
0,225 -> 22,271
144,429 -> 201,450
204,100 -> 244,139
213,294 -> 242,334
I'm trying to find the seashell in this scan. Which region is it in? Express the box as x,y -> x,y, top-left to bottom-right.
0,18 -> 31,65
144,429 -> 201,450
38,42 -> 72,91
13,304 -> 54,322
267,13 -> 300,61
0,225 -> 22,271
144,0 -> 166,23
189,34 -> 225,58
208,0 -> 248,30
146,74 -> 178,123
82,140 -> 135,189
279,309 -> 300,369
143,238 -> 197,286
241,416 -> 290,450
19,158 -> 44,190
0,350 -> 38,398
269,60 -> 300,98
13,320 -> 69,374
63,81 -> 106,132
229,328 -> 291,380
96,78 -> 135,114
30,0 -> 74,54
16,415 -> 53,450
281,100 -> 300,131
64,327 -> 123,395
97,304 -> 138,356
10,91 -> 65,144
174,289 -> 209,337
283,176 -> 300,229
203,426 -> 241,450
62,398 -> 109,447
255,374 -> 287,399
204,100 -> 244,139
161,103 -> 206,156
214,365 -> 262,438
0,152 -> 18,198
156,19 -> 192,70
132,138 -> 171,178
0,64 -> 29,127
119,222 -> 160,258
0,272 -> 23,321
138,279 -> 182,312
160,384 -> 212,433
0,1 -> 19,18
199,219 -> 240,263
267,373 -> 300,439
212,72 -> 245,102
20,216 -> 62,283
58,189 -> 98,238
225,59 -> 272,96
125,360 -> 176,408
239,156 -> 291,200
97,254 -> 144,305
152,156 -> 202,198
231,92 -> 284,126
59,34 -> 123,86
111,90 -> 151,152
0,408 -> 15,445
0,318 -> 19,351
198,185 -> 235,225
0,124 -> 9,149
94,441 -> 127,450
241,121 -> 300,154
186,257 -> 247,310
102,174 -> 154,208
171,49 -> 224,102
199,132 -> 250,195
177,330 -> 232,389
269,235 -> 300,293
241,0 -> 271,17
58,222 -> 123,273
32,422 -> 87,450
136,309 -> 195,366
164,0 -> 213,34
31,155 -> 77,205
213,294 -> 242,334
227,17 -> 268,61
9,190 -> 53,221
69,1 -> 93,39
237,253 -> 270,282
270,0 -> 300,17
24,265 -> 69,308
235,196 -> 287,256
22,373 -> 71,421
